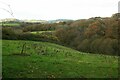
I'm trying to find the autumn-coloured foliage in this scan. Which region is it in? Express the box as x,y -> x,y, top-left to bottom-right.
55,13 -> 119,55
2,13 -> 119,56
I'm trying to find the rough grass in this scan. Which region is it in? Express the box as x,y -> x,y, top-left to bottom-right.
2,40 -> 118,78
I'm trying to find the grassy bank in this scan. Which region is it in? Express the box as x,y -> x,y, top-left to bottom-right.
2,40 -> 118,78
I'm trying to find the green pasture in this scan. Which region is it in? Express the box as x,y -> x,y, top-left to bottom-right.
0,23 -> 20,27
2,40 -> 118,78
30,31 -> 55,34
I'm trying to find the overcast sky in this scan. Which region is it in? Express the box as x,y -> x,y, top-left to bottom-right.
0,0 -> 119,20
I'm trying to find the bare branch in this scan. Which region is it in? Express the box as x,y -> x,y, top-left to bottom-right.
0,1 -> 9,6
8,5 -> 14,17
0,7 -> 14,17
0,1 -> 14,17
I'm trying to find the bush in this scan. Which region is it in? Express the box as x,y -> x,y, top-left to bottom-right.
90,38 -> 103,54
2,27 -> 18,40
98,38 -> 118,55
77,39 -> 90,52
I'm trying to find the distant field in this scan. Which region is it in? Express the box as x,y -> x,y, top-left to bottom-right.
30,31 -> 55,34
0,23 -> 20,27
2,40 -> 118,78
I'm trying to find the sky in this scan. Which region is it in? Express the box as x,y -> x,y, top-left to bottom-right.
0,0 -> 119,20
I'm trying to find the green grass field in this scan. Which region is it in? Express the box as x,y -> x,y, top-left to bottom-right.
30,31 -> 55,34
2,40 -> 118,78
0,23 -> 20,27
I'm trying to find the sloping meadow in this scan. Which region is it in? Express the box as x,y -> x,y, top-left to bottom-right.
2,40 -> 118,78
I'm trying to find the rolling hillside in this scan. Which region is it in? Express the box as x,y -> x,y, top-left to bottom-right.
2,40 -> 118,78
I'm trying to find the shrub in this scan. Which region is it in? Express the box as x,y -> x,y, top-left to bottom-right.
77,39 -> 90,52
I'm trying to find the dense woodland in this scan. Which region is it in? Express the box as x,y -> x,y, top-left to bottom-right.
2,13 -> 119,56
